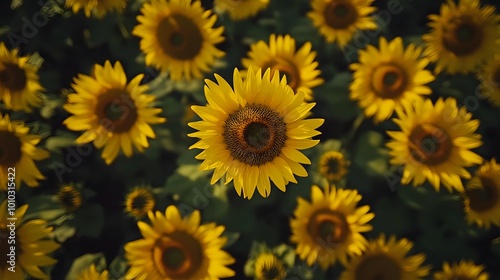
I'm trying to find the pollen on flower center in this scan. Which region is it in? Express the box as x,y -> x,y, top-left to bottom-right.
95,89 -> 138,133
355,254 -> 402,280
466,177 -> 498,213
442,17 -> 483,56
408,124 -> 452,165
372,64 -> 408,99
154,233 -> 203,278
308,210 -> 349,245
0,131 -> 22,166
263,59 -> 301,91
157,14 -> 203,60
223,104 -> 287,166
0,62 -> 27,92
323,0 -> 358,29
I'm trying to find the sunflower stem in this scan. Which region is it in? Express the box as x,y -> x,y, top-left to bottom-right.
342,113 -> 365,150
116,14 -> 129,39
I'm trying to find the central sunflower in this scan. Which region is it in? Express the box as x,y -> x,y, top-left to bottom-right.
434,260 -> 489,280
308,0 -> 377,48
188,67 -> 324,199
63,61 -> 166,165
340,234 -> 430,280
57,184 -> 83,212
125,186 -> 156,220
66,0 -> 126,18
463,159 -> 500,229
242,34 -> 324,101
133,0 -> 225,81
386,98 -> 483,193
290,185 -> 374,269
254,253 -> 287,280
214,0 -> 270,21
350,37 -> 435,123
423,0 -> 500,74
318,151 -> 349,182
125,205 -> 235,280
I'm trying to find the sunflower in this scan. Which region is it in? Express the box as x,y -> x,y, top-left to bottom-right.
214,0 -> 269,21
477,51 -> 500,107
254,253 -> 286,280
422,0 -> 500,74
386,97 -> 483,193
308,0 -> 378,48
349,37 -> 435,123
124,205 -> 235,279
290,185 -> 374,269
0,42 -> 43,112
434,260 -> 488,280
340,234 -> 430,280
463,159 -> 500,229
0,199 -> 60,280
56,184 -> 83,212
63,60 -> 166,165
125,186 -> 156,219
241,34 -> 324,101
0,113 -> 49,190
318,151 -> 349,182
188,67 -> 324,199
77,264 -> 109,280
65,0 -> 126,18
132,0 -> 225,81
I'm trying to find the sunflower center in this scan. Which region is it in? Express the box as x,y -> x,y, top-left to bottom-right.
95,89 -> 138,133
131,194 -> 149,211
157,14 -> 203,60
0,130 -> 23,166
323,0 -> 358,29
262,266 -> 281,280
308,210 -> 349,245
442,17 -> 483,56
355,254 -> 402,280
408,124 -> 452,166
263,59 -> 301,91
0,62 -> 27,92
223,104 -> 287,166
372,64 -> 408,99
57,186 -> 82,212
153,232 -> 203,278
325,157 -> 340,175
466,177 -> 498,213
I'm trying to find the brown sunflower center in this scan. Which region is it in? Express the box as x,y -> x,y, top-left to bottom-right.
263,59 -> 301,91
95,89 -> 138,133
442,16 -> 483,56
372,64 -> 408,99
157,14 -> 203,60
0,130 -> 23,166
408,124 -> 452,166
323,0 -> 358,29
57,186 -> 82,212
131,193 -> 149,211
307,210 -> 349,245
153,231 -> 203,278
0,62 -> 27,92
325,156 -> 341,175
354,254 -> 402,280
223,104 -> 287,166
466,177 -> 498,213
260,265 -> 283,280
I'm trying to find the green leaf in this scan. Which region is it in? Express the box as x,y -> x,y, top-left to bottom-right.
108,254 -> 128,280
68,204 -> 104,238
45,136 -> 77,152
177,164 -> 209,181
65,253 -> 107,280
315,72 -> 358,122
353,130 -> 389,177
222,231 -> 240,249
52,225 -> 77,243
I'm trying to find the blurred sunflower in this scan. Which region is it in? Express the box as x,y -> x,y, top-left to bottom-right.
423,0 -> 500,74
340,234 -> 430,280
65,0 -> 126,18
124,205 -> 235,279
214,0 -> 269,21
386,98 -> 483,192
0,42 -> 43,112
241,34 -> 324,101
0,199 -> 60,280
290,185 -> 374,269
349,37 -> 435,123
0,113 -> 49,190
77,264 -> 109,280
308,0 -> 377,48
254,253 -> 286,280
318,151 -> 349,182
463,159 -> 500,229
56,184 -> 83,212
477,52 -> 500,107
434,260 -> 488,280
125,186 -> 156,219
188,67 -> 324,199
133,0 -> 225,81
63,60 -> 166,165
